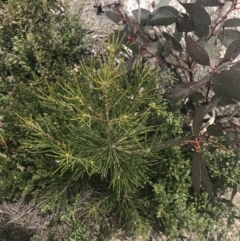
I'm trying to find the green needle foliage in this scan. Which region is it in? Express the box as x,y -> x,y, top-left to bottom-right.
15,35 -> 183,235
1,1 -> 240,240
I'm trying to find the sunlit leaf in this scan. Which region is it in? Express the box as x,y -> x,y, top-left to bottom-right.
204,36 -> 220,67
157,0 -> 172,7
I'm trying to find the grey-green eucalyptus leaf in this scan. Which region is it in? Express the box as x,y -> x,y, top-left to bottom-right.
224,38 -> 240,61
163,32 -> 183,51
186,35 -> 210,65
178,1 -> 211,25
132,8 -> 151,25
147,6 -> 179,26
106,11 -> 120,24
218,29 -> 240,47
224,18 -> 240,28
157,0 -> 172,7
144,42 -> 164,57
204,36 -> 220,67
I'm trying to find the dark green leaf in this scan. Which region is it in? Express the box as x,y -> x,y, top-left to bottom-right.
191,152 -> 202,196
138,25 -> 153,35
186,35 -> 210,65
218,29 -> 240,47
164,73 -> 211,100
207,124 -> 224,137
225,130 -> 239,145
212,68 -> 240,103
147,6 -> 179,26
176,13 -> 195,32
178,1 -> 211,25
190,91 -> 205,102
174,24 -> 183,41
163,32 -> 183,51
192,105 -> 204,136
224,38 -> 240,61
163,40 -> 172,57
196,0 -> 224,6
194,23 -> 209,38
106,11 -> 120,24
224,18 -> 240,28
201,158 -> 213,196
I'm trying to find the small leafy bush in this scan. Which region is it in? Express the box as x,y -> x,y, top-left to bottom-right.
1,0 -> 240,240
105,0 -> 240,203
0,0 -> 87,200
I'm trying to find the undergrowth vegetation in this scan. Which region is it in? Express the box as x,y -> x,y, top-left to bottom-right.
0,0 -> 240,240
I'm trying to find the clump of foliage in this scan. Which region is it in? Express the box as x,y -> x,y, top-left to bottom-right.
107,0 -> 240,238
1,0 -> 240,240
10,34 -> 185,236
106,0 -> 240,202
0,0 -> 87,199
